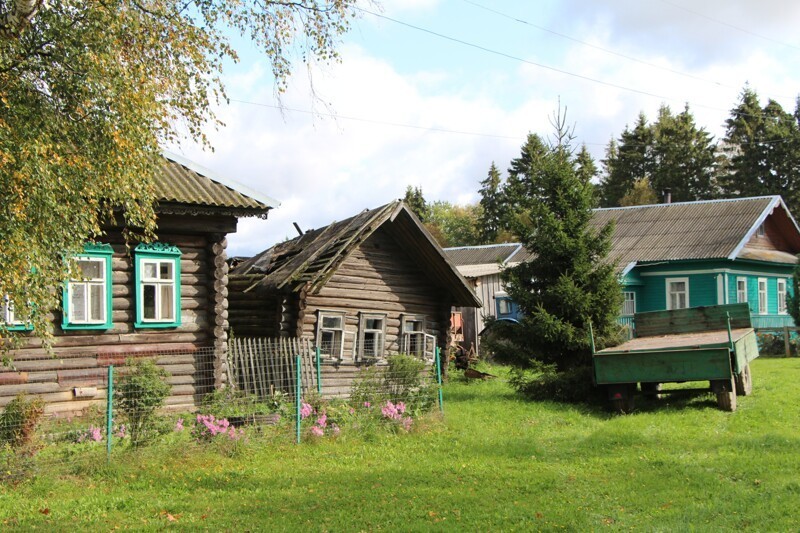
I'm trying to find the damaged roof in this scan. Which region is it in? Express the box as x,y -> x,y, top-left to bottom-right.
233,200 -> 481,307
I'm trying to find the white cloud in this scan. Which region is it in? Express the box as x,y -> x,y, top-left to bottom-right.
171,1 -> 800,257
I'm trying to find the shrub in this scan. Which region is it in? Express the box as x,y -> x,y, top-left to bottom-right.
756,332 -> 798,356
509,364 -> 605,404
202,387 -> 288,420
350,355 -> 437,415
0,393 -> 45,449
115,358 -> 171,447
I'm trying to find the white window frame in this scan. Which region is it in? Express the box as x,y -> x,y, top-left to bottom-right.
67,256 -> 109,326
358,313 -> 386,361
622,291 -> 636,316
138,259 -> 178,324
401,314 -> 426,357
778,278 -> 788,315
1,295 -> 24,327
736,277 -> 748,304
758,278 -> 768,315
665,278 -> 689,310
316,310 -> 346,360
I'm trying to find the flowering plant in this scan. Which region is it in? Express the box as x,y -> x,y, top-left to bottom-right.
191,414 -> 244,442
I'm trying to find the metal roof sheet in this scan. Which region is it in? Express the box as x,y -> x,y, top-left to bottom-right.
444,243 -> 523,266
157,151 -> 278,213
592,196 -> 780,265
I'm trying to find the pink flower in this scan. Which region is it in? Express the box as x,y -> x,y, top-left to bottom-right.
316,414 -> 328,428
382,401 -> 401,420
396,402 -> 406,414
300,402 -> 314,419
175,418 -> 184,432
331,425 -> 340,435
310,426 -> 324,437
401,416 -> 413,431
115,425 -> 127,439
363,402 -> 370,408
349,408 -> 355,415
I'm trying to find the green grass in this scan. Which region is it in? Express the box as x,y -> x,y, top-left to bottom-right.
2,358 -> 800,530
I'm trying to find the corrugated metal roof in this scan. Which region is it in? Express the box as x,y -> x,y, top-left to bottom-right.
592,196 -> 778,265
444,243 -> 523,266
156,151 -> 278,212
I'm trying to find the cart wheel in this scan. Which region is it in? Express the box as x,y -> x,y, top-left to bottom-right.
715,378 -> 737,412
609,385 -> 635,414
641,382 -> 662,399
735,364 -> 753,396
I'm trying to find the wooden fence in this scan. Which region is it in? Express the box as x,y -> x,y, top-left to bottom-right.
226,337 -> 318,399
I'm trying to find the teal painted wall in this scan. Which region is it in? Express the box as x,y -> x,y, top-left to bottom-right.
629,259 -> 796,327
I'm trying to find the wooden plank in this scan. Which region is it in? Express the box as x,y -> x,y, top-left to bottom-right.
594,347 -> 732,385
635,303 -> 751,338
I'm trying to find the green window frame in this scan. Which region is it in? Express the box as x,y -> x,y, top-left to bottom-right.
134,243 -> 182,329
62,244 -> 114,330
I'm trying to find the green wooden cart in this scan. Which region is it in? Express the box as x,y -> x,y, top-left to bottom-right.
591,303 -> 759,413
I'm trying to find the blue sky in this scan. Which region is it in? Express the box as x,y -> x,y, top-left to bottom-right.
174,0 -> 800,256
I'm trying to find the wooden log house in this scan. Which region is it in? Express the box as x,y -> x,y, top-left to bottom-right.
228,201 -> 481,397
0,152 -> 277,415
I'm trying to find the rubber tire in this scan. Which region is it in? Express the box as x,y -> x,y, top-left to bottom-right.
609,385 -> 635,414
735,364 -> 753,396
641,382 -> 662,399
716,378 -> 738,412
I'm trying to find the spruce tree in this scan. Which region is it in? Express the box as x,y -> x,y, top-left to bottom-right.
720,88 -> 800,215
502,125 -> 621,372
650,104 -> 717,202
599,113 -> 654,207
478,163 -> 504,244
403,185 -> 428,223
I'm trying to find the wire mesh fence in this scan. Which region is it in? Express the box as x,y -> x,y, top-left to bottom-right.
0,338 -> 444,481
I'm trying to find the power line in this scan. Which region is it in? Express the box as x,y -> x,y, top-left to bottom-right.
228,98 -> 521,140
460,0 -> 740,94
356,6 -> 796,122
356,6 -> 731,114
229,97 -> 795,149
657,0 -> 800,53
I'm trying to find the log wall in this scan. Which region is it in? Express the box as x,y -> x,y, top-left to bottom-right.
302,227 -> 452,360
1,214 -> 238,416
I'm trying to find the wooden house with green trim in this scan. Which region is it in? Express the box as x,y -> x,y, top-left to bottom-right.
228,200 -> 480,396
0,152 -> 277,415
593,196 -> 800,332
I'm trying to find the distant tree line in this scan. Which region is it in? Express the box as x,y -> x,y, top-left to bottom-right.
406,87 -> 800,248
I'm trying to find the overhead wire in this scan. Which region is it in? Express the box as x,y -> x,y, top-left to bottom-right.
354,6 -> 797,123
656,0 -> 800,53
460,0 -> 740,94
229,98 -> 794,149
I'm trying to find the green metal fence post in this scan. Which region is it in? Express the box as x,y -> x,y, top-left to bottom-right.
435,346 -> 444,415
106,364 -> 114,461
316,346 -> 322,394
296,352 -> 302,444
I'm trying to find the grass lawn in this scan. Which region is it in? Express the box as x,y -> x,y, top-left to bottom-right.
2,357 -> 800,530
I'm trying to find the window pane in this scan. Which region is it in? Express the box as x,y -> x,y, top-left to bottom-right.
90,284 -> 105,321
78,260 -> 102,280
71,284 -> 87,322
159,262 -> 173,280
160,284 -> 174,320
144,262 -> 157,279
322,315 -> 342,329
364,332 -> 381,357
365,318 -> 382,330
143,284 -> 156,319
404,319 -> 422,332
